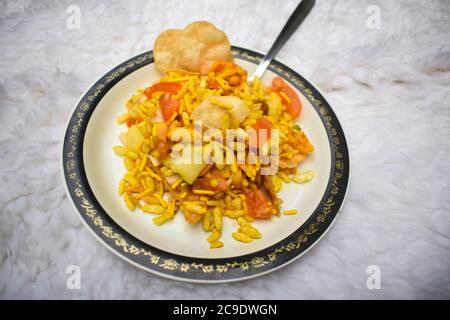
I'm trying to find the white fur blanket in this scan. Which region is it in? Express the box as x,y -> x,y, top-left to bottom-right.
1,0 -> 449,299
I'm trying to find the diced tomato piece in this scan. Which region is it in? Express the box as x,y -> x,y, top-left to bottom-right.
245,189 -> 273,219
253,117 -> 273,147
183,211 -> 203,224
126,119 -> 134,127
212,62 -> 226,73
157,141 -> 169,160
160,93 -> 180,121
280,85 -> 302,118
193,175 -> 228,192
272,76 -> 285,91
271,76 -> 302,118
208,79 -> 221,90
144,82 -> 181,98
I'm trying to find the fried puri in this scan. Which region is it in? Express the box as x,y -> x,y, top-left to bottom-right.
153,21 -> 232,75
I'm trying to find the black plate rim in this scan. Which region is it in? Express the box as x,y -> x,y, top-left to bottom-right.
61,46 -> 350,283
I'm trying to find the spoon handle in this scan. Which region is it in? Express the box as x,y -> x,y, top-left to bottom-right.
251,0 -> 315,79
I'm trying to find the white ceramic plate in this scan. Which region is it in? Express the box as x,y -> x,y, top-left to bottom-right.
62,47 -> 350,282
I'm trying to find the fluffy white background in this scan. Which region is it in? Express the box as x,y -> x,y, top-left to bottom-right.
1,0 -> 449,299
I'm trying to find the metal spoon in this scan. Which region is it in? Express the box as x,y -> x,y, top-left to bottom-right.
249,0 -> 315,81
